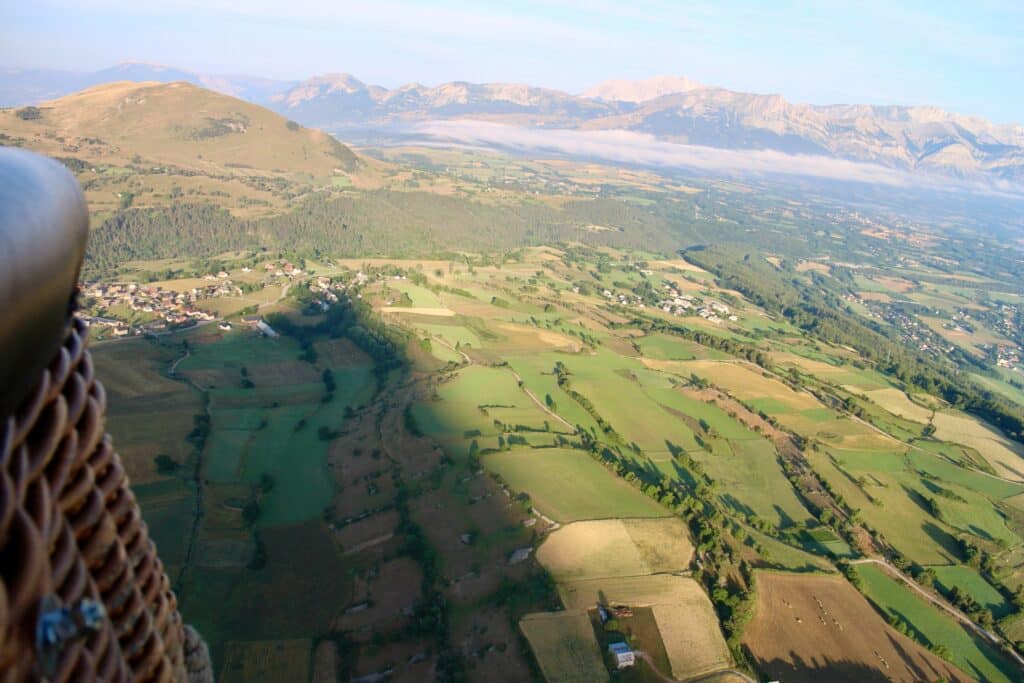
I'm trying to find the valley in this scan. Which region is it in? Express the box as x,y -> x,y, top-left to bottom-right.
87,240 -> 1024,682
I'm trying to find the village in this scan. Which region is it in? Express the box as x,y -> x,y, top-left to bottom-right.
74,258 -> 376,339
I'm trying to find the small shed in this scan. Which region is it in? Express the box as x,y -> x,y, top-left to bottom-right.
607,642 -> 635,669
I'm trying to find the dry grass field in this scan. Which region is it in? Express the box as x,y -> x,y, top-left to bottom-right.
537,518 -> 693,581
743,572 -> 968,683
519,612 -> 609,683
861,387 -> 934,423
538,520 -> 649,581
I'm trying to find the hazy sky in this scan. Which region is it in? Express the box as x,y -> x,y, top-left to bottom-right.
2,0 -> 1021,122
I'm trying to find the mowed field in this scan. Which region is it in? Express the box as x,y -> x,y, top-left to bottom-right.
519,612 -> 609,683
744,572 -> 969,683
537,518 -> 693,581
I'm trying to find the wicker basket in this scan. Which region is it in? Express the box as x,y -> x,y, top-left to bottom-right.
0,318 -> 196,682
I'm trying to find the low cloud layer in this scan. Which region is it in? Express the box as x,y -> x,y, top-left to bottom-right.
401,120 -> 1022,197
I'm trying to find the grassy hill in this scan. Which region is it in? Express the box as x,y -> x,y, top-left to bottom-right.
0,81 -> 362,218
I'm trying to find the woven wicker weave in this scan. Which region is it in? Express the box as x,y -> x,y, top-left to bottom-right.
0,318 -> 188,682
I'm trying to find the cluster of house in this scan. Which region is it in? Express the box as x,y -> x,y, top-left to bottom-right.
308,275 -> 346,311
847,293 -> 956,358
658,285 -> 738,323
78,281 -> 234,337
600,287 -> 646,308
260,259 -> 305,278
988,344 -> 1022,370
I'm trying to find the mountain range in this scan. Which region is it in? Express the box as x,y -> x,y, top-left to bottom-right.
3,63 -> 1022,183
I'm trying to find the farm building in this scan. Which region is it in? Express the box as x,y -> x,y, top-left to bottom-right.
608,642 -> 635,669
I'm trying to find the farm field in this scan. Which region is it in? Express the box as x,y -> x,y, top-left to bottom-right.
89,242 -> 1024,683
744,572 -> 969,682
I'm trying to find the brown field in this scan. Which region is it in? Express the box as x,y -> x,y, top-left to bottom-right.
744,572 -> 968,683
379,306 -> 456,316
519,612 -> 609,683
218,639 -> 311,683
335,557 -> 422,633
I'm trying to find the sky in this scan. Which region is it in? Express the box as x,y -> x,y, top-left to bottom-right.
1,0 -> 1022,123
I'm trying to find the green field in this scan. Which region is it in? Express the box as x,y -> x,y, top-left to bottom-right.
691,438 -> 814,530
854,563 -> 1017,683
485,448 -> 668,522
930,565 -> 1016,619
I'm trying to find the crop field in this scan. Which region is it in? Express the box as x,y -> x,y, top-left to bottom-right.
484,448 -> 668,522
519,612 -> 608,683
932,411 -> 1024,482
854,564 -> 1017,683
537,518 -> 693,581
744,572 -> 968,683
